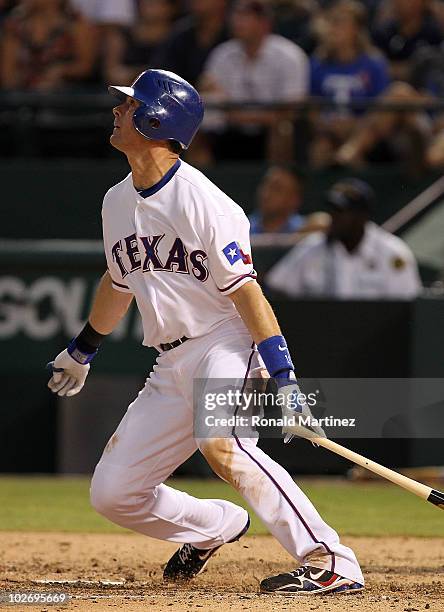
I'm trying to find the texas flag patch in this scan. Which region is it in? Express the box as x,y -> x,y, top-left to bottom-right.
222,241 -> 252,265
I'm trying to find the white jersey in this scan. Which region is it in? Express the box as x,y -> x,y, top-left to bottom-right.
204,34 -> 308,102
102,160 -> 256,348
266,222 -> 422,300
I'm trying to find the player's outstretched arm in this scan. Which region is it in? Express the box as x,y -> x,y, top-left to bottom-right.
47,271 -> 133,397
229,281 -> 325,441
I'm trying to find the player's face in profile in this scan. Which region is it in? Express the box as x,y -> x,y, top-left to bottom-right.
111,96 -> 146,153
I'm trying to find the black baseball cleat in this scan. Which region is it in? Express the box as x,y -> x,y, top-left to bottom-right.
163,516 -> 250,581
260,565 -> 364,595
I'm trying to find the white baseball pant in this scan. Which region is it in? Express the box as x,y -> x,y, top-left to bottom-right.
90,317 -> 363,584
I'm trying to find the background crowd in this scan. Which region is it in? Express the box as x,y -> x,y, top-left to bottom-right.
2,0 -> 444,168
2,0 -> 439,297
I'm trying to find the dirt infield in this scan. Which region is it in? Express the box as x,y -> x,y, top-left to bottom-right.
0,532 -> 443,612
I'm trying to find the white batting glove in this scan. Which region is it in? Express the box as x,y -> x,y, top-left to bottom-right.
47,349 -> 90,397
276,372 -> 326,443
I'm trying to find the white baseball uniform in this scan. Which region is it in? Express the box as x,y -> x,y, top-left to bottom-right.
90,159 -> 363,584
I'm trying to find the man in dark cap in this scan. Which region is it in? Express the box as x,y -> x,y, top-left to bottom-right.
266,178 -> 422,299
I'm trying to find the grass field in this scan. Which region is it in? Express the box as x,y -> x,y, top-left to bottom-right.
0,475 -> 442,537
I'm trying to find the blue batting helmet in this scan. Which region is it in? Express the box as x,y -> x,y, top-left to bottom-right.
109,69 -> 204,150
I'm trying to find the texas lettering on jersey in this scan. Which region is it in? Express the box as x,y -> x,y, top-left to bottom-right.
102,162 -> 257,347
111,233 -> 210,282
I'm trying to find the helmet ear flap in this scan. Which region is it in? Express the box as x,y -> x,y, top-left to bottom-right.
132,105 -> 164,140
132,105 -> 148,136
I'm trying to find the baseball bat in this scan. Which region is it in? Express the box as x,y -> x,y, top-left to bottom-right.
311,436 -> 444,510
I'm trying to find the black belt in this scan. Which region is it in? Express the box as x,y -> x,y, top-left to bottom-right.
160,336 -> 189,352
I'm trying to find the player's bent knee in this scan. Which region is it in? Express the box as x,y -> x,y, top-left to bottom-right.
90,472 -> 123,517
90,466 -> 157,518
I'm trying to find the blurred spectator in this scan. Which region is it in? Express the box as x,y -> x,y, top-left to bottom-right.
0,0 -> 97,91
372,0 -> 443,81
319,0 -> 382,23
354,0 -> 381,24
311,0 -> 389,103
425,106 -> 444,168
433,0 -> 444,32
103,0 -> 177,85
71,0 -> 138,88
70,0 -> 136,27
410,43 -> 444,97
308,0 -> 390,167
0,0 -> 16,24
249,166 -> 306,234
155,0 -> 228,86
201,0 -> 309,161
335,81 -> 432,174
266,178 -> 422,299
408,42 -> 444,170
271,0 -> 319,53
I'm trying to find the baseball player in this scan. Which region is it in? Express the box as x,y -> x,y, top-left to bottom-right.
47,69 -> 364,595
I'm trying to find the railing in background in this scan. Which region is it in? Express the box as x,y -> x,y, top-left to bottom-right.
2,92 -> 444,159
383,175 -> 444,233
3,91 -> 444,111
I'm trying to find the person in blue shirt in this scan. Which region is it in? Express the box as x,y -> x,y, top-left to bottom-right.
248,165 -> 305,234
308,0 -> 390,167
310,0 -> 390,106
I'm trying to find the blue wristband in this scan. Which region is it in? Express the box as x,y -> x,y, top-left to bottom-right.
67,338 -> 98,365
257,335 -> 294,379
